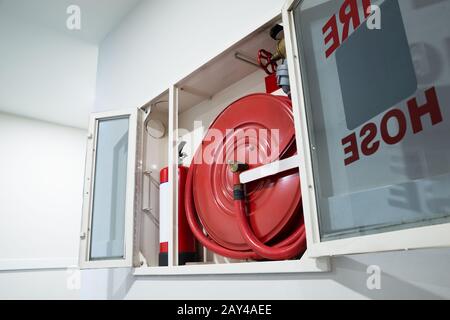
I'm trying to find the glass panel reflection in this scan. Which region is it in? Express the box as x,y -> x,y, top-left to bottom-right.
293,0 -> 450,240
90,116 -> 129,260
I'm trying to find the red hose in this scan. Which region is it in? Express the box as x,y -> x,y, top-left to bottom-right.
233,175 -> 306,260
184,93 -> 307,261
185,163 -> 307,261
185,165 -> 259,260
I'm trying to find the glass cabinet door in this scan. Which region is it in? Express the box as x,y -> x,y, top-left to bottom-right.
90,116 -> 129,260
79,109 -> 142,268
283,0 -> 450,256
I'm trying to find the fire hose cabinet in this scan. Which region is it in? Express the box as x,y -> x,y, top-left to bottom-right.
78,0 -> 450,274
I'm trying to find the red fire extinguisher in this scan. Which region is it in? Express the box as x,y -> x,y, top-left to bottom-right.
159,142 -> 197,266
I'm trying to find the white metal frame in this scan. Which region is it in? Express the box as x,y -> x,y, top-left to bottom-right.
134,256 -> 329,276
282,0 -> 450,258
168,85 -> 179,267
78,10 -> 333,275
79,108 -> 143,269
131,11 -> 331,276
132,84 -> 330,276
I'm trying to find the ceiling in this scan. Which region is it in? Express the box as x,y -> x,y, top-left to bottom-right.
0,0 -> 142,44
0,0 -> 142,129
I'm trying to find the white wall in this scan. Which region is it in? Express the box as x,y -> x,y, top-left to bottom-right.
0,1 -> 101,299
124,249 -> 450,300
0,269 -> 79,300
94,0 -> 284,111
0,112 -> 85,299
90,0 -> 450,300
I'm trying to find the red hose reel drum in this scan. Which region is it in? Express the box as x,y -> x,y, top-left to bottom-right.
185,93 -> 306,260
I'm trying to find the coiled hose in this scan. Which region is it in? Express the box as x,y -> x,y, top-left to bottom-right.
184,94 -> 307,261
185,165 -> 306,260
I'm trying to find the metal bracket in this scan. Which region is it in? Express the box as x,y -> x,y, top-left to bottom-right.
143,208 -> 160,228
234,51 -> 260,68
239,155 -> 300,184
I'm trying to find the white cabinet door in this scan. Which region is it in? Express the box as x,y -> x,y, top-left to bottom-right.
79,108 -> 143,268
283,0 -> 450,257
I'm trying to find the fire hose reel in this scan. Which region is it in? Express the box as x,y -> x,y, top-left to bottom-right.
185,94 -> 307,261
159,24 -> 305,263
